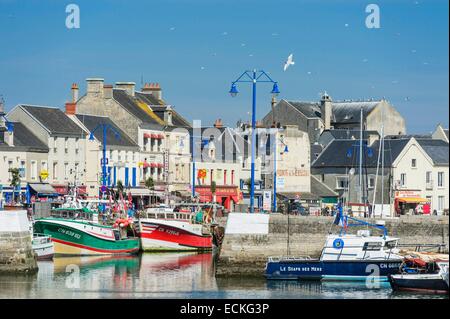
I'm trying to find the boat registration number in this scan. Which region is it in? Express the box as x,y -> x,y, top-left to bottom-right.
58,228 -> 81,239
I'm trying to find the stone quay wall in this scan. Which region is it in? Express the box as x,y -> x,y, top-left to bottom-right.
216,214 -> 449,277
0,211 -> 38,274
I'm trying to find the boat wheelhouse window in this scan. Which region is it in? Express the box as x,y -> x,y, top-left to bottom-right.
363,242 -> 382,251
384,241 -> 397,250
113,230 -> 121,241
157,213 -> 165,219
166,213 -> 175,219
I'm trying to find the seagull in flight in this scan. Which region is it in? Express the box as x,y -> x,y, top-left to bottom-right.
283,53 -> 295,71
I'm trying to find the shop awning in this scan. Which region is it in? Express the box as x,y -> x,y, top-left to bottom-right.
28,183 -> 58,196
398,197 -> 429,203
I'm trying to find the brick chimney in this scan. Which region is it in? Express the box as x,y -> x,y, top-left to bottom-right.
103,84 -> 113,99
65,102 -> 76,115
86,78 -> 104,98
141,83 -> 162,100
71,83 -> 79,102
116,82 -> 135,97
320,91 -> 332,130
213,119 -> 223,128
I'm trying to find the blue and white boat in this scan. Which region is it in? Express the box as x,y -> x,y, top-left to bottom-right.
265,212 -> 404,281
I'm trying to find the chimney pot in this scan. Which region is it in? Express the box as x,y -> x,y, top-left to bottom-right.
71,82 -> 79,102
141,82 -> 162,100
65,102 -> 77,115
115,82 -> 136,97
214,119 -> 223,128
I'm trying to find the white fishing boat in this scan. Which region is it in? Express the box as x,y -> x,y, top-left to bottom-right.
32,233 -> 54,260
265,211 -> 404,281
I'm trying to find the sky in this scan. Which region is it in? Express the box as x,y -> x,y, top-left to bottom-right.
0,0 -> 448,133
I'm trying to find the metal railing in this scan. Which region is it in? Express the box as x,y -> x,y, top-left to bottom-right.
397,243 -> 447,253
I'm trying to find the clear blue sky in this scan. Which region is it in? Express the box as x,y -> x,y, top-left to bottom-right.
0,0 -> 448,133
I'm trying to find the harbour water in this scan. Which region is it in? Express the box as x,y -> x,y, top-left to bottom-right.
0,253 -> 447,299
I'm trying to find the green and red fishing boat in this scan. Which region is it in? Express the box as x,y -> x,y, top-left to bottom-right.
33,207 -> 140,256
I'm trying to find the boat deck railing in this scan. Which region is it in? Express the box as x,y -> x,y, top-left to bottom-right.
397,243 -> 447,253
140,210 -> 193,222
32,233 -> 52,244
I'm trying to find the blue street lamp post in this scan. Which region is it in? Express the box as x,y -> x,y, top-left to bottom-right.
229,70 -> 279,213
89,124 -> 121,198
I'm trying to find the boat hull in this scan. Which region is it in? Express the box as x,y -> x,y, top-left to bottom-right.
389,274 -> 449,294
266,259 -> 403,281
34,219 -> 140,256
33,243 -> 54,261
139,220 -> 212,252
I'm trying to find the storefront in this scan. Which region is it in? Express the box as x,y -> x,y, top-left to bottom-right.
27,183 -> 60,204
394,190 -> 430,216
194,185 -> 240,211
0,185 -> 27,206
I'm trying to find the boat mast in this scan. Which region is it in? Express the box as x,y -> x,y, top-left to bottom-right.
359,107 -> 363,209
371,108 -> 384,217
380,111 -> 385,217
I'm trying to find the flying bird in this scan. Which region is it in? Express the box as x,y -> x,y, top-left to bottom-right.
283,54 -> 295,71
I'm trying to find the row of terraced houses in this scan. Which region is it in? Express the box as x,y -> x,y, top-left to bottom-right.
0,78 -> 448,216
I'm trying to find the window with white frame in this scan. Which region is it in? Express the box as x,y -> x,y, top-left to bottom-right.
64,163 -> 69,180
19,160 -> 26,178
7,160 -> 13,180
411,158 -> 417,168
53,138 -> 57,153
53,162 -> 58,180
41,161 -> 48,172
400,173 -> 406,187
65,138 -> 69,153
368,175 -> 375,189
336,176 -> 349,189
75,138 -> 79,153
438,196 -> 445,211
31,161 -> 37,180
437,172 -> 444,188
426,171 -> 432,184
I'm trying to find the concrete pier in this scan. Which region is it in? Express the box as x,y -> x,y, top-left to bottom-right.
216,213 -> 449,277
0,211 -> 38,274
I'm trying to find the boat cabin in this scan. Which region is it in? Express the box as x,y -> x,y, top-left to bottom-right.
320,231 -> 401,261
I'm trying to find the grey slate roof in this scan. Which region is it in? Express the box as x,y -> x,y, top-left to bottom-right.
135,91 -> 163,106
20,105 -> 85,136
311,175 -> 338,198
75,114 -> 139,149
149,105 -> 192,128
0,122 -> 48,152
284,100 -> 382,124
327,129 -> 379,140
189,126 -> 250,162
312,138 -> 410,168
416,139 -> 449,165
113,89 -> 164,130
286,101 -> 321,118
331,101 -> 379,124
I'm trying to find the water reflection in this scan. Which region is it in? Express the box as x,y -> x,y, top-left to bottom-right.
0,253 -> 447,299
